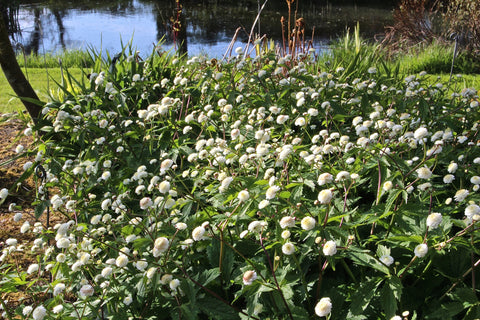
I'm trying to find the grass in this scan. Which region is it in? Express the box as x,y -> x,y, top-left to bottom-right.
16,49 -> 94,69
394,41 -> 480,75
0,67 -> 84,114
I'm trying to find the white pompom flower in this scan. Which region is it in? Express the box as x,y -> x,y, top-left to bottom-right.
315,297 -> 332,317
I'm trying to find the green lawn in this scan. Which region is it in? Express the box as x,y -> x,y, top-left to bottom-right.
0,67 -> 84,114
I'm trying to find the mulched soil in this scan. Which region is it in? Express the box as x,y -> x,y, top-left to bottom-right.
0,112 -> 36,241
0,112 -> 65,313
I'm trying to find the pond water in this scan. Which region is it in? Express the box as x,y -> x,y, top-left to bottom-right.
9,0 -> 395,58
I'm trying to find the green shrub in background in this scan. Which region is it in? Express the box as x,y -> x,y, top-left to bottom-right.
0,42 -> 479,319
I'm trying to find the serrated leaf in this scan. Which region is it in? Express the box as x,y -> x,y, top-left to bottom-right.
449,288 -> 478,306
346,247 -> 390,275
388,276 -> 402,301
197,268 -> 221,287
350,278 -> 382,315
381,281 -> 397,318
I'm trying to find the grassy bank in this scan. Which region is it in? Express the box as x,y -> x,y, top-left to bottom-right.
0,68 -> 84,114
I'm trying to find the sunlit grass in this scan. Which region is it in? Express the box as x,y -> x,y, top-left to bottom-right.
16,50 -> 94,69
0,68 -> 84,114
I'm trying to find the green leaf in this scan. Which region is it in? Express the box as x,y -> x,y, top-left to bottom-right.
463,305 -> 480,320
197,268 -> 221,287
198,296 -> 240,320
388,276 -> 403,301
34,200 -> 49,219
380,281 -> 397,318
449,288 -> 478,307
278,191 -> 291,199
346,247 -> 390,275
350,278 -> 382,315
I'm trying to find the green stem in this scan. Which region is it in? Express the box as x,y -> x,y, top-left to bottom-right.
340,259 -> 358,284
292,254 -> 311,307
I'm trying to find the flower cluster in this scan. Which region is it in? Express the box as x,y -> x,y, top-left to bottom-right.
2,45 -> 479,320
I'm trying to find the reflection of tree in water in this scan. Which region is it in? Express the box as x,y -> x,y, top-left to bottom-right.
24,8 -> 40,54
153,0 -> 187,54
52,9 -> 66,50
7,0 -> 394,56
0,1 -> 20,38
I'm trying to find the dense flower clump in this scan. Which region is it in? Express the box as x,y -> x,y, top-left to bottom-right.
1,46 -> 479,319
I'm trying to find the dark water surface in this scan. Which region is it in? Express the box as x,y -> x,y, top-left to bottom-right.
10,0 -> 395,58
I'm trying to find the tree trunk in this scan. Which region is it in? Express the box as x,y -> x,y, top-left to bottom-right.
0,13 -> 42,123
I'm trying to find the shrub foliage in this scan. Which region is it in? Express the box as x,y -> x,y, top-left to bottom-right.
1,45 -> 480,319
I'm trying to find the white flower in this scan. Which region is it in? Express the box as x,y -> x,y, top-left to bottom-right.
465,204 -> 480,221
380,255 -> 394,266
301,216 -> 316,230
56,237 -> 70,249
317,189 -> 333,204
169,278 -> 181,292
258,199 -> 270,209
140,197 -> 153,210
426,212 -> 442,229
0,188 -> 8,200
416,167 -> 432,179
383,181 -> 393,192
27,263 -> 39,274
390,316 -> 402,320
414,243 -> 428,258
237,190 -> 250,202
281,230 -> 291,239
414,127 -> 428,140
242,270 -> 257,285
153,237 -> 170,256
443,174 -> 455,184
53,283 -> 66,296
282,242 -> 295,255
323,240 -> 337,256
14,212 -> 22,222
248,221 -> 267,233
448,162 -> 458,173
136,260 -> 148,271
471,176 -> 480,185
266,186 -> 280,200
295,117 -> 306,126
52,305 -> 63,314
32,305 -> 46,320
335,171 -> 350,181
124,296 -> 133,305
23,306 -> 33,316
23,161 -> 33,171
159,181 -> 171,194
5,238 -> 17,246
317,173 -> 333,186
15,144 -> 24,153
279,216 -> 295,229
175,222 -> 187,230
146,267 -> 157,279
115,254 -> 128,268
315,297 -> 332,317
192,226 -> 206,241
101,267 -> 113,278
454,189 -> 469,202
79,284 -> 94,297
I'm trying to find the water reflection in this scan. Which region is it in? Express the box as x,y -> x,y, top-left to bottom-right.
11,0 -> 394,57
